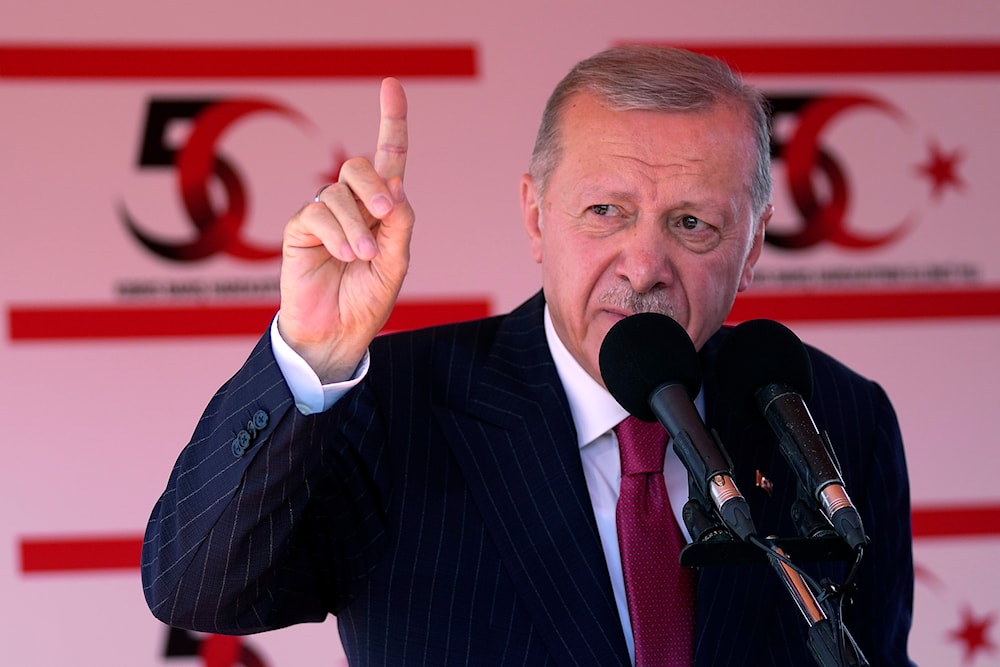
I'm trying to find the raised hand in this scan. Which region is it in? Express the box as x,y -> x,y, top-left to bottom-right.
278,77 -> 414,383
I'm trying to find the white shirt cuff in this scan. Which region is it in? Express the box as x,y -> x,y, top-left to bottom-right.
270,314 -> 370,415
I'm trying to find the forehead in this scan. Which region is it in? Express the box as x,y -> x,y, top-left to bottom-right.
560,91 -> 749,151
551,93 -> 755,197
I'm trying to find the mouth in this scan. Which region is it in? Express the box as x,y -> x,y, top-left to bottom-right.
602,306 -> 674,322
599,307 -> 632,323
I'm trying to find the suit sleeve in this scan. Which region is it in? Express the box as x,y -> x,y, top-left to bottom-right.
140,333 -> 389,634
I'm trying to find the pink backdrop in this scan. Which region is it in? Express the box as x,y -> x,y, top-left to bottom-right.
4,1 -> 1000,664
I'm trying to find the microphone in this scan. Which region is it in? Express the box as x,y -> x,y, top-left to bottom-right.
716,319 -> 867,552
599,312 -> 756,542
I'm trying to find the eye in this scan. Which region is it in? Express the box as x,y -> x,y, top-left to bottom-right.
589,204 -> 622,217
670,213 -> 722,252
679,215 -> 705,230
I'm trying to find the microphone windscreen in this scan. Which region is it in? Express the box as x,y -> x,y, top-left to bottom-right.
599,312 -> 702,422
715,319 -> 814,416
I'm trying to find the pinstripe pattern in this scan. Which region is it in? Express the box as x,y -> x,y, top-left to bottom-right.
142,293 -> 915,666
697,330 -> 916,666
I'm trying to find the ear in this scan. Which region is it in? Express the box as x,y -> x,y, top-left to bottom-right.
521,173 -> 544,264
737,203 -> 773,292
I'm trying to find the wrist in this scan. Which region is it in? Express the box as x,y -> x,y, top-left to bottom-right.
276,317 -> 366,384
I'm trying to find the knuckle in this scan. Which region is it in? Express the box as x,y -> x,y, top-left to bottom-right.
339,156 -> 372,179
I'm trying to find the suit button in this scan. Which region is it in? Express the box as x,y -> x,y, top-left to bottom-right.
252,410 -> 269,430
232,429 -> 252,457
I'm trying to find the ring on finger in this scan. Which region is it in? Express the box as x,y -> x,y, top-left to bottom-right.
314,183 -> 333,202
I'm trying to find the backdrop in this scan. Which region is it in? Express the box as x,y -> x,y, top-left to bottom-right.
3,1 -> 999,665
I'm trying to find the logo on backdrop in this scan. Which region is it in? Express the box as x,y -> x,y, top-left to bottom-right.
766,92 -> 964,251
752,90 -> 972,290
119,97 -> 337,263
768,94 -> 907,250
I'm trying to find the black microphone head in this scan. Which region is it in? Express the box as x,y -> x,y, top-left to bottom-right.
716,319 -> 814,417
599,312 -> 702,422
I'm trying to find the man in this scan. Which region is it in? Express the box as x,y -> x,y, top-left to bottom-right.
142,46 -> 915,665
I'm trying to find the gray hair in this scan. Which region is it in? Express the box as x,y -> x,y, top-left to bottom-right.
528,45 -> 772,217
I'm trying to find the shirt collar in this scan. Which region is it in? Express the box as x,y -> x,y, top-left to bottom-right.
544,306 -> 629,449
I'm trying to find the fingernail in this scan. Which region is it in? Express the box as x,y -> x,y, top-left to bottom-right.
371,194 -> 393,217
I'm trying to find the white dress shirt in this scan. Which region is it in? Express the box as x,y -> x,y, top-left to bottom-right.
542,308 -> 694,664
270,309 -> 697,665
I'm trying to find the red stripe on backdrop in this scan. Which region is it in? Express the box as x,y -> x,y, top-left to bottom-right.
657,42 -> 1000,75
911,505 -> 1000,539
0,44 -> 477,79
8,288 -> 1000,341
17,504 -> 999,572
20,536 -> 142,573
726,287 -> 1000,323
7,299 -> 491,341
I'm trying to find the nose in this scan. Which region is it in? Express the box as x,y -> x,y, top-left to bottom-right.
616,219 -> 674,293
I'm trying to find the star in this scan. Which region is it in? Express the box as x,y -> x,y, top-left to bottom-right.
948,604 -> 997,665
916,140 -> 965,201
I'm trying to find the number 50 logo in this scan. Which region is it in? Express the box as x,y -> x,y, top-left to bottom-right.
119,98 -> 315,262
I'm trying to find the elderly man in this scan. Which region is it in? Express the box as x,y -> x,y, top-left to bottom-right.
142,46 -> 915,666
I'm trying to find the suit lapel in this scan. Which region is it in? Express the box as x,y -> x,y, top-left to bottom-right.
433,294 -> 630,667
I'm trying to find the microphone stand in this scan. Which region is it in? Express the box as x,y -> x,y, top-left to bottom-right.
762,540 -> 869,667
680,480 -> 869,667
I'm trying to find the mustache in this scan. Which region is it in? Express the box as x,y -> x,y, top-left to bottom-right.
598,284 -> 674,317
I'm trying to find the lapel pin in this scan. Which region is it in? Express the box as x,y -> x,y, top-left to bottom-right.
755,470 -> 774,497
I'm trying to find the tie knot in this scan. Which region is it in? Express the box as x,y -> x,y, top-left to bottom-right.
614,415 -> 668,475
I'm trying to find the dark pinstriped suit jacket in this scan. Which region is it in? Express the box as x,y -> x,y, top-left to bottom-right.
142,292 -> 915,666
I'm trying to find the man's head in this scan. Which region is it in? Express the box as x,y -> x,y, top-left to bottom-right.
521,45 -> 774,387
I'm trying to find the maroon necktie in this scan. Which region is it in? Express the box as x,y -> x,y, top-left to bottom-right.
615,415 -> 696,666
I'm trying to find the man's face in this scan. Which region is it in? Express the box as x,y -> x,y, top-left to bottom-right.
521,92 -> 770,387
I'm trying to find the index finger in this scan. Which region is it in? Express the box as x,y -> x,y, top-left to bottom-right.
373,77 -> 408,182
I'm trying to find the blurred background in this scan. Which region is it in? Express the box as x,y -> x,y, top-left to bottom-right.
3,1 -> 999,664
